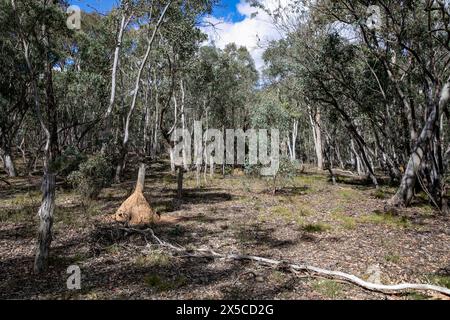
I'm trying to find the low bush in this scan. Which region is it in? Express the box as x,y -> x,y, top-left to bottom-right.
67,154 -> 113,199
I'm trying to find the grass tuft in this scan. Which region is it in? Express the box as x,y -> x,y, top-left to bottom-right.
144,274 -> 187,292
358,210 -> 411,228
135,251 -> 172,267
302,223 -> 331,233
311,279 -> 343,299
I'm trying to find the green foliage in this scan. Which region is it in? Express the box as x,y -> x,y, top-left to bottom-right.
373,189 -> 387,200
53,147 -> 87,177
251,91 -> 292,131
427,275 -> 450,289
244,159 -> 262,177
271,157 -> 300,192
67,154 -> 113,200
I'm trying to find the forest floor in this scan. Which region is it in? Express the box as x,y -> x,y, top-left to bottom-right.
1,161 -> 449,300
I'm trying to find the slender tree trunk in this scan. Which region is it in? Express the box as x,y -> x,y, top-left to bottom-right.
169,95 -> 178,173
101,13 -> 130,154
196,163 -> 201,187
136,162 -> 146,193
18,136 -> 27,165
143,88 -> 151,155
180,79 -> 188,171
291,119 -> 298,161
14,0 -> 61,272
152,81 -> 160,158
169,147 -> 176,172
177,166 -> 183,200
34,172 -> 55,272
204,110 -> 209,183
210,157 -> 214,178
309,109 -> 323,170
222,126 -> 226,176
34,24 -> 60,274
115,1 -> 172,181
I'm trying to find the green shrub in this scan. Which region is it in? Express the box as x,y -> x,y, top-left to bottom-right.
244,158 -> 262,177
269,157 -> 299,193
53,146 -> 87,177
67,154 -> 113,199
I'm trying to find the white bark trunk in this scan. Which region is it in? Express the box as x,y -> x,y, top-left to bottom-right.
135,163 -> 146,193
116,1 -> 172,179
309,110 -> 323,170
1,148 -> 17,177
4,154 -> 16,177
169,147 -> 175,173
291,120 -> 298,161
180,79 -> 188,170
106,14 -> 128,118
390,82 -> 450,207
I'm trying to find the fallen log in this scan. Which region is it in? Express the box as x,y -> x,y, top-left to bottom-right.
128,227 -> 450,297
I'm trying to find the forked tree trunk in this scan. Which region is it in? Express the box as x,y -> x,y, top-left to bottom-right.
389,82 -> 450,208
101,12 -> 130,155
115,1 -> 172,181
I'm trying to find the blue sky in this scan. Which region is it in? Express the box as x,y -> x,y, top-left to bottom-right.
69,0 -> 284,71
69,0 -> 245,22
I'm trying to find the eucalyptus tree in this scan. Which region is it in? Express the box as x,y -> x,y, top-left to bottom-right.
257,0 -> 450,209
53,11 -> 112,152
112,0 -> 218,221
307,0 -> 450,209
9,0 -> 74,272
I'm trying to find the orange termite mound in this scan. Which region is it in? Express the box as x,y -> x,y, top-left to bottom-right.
115,163 -> 181,226
115,188 -> 160,225
115,163 -> 159,226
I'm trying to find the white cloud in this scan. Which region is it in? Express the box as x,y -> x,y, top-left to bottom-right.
201,0 -> 292,72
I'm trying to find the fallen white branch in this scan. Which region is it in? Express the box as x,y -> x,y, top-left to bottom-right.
126,227 -> 450,297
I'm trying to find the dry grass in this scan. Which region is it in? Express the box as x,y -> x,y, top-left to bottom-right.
0,165 -> 448,300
